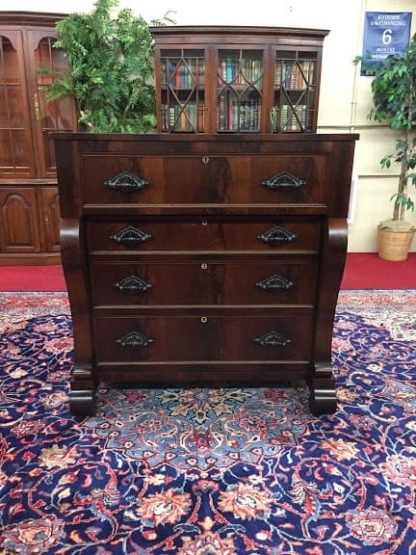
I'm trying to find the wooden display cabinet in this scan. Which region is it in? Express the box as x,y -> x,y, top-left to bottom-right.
0,12 -> 76,264
150,26 -> 328,134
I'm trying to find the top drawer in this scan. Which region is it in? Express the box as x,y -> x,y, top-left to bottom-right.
81,154 -> 330,206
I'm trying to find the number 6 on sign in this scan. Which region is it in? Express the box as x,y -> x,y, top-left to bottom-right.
382,29 -> 392,45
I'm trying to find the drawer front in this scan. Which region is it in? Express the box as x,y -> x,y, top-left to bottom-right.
90,259 -> 317,306
87,219 -> 320,252
81,154 -> 329,205
94,313 -> 314,362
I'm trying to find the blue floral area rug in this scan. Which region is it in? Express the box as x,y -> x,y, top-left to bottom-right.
0,291 -> 415,554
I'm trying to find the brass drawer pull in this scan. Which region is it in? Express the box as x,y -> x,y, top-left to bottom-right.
257,225 -> 297,245
104,170 -> 149,192
114,275 -> 152,294
109,226 -> 152,247
254,331 -> 291,347
116,330 -> 154,348
256,274 -> 295,291
262,171 -> 305,191
201,220 -> 208,226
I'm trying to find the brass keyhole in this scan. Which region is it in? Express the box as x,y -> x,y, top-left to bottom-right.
201,220 -> 208,226
200,316 -> 208,323
201,263 -> 208,270
202,156 -> 210,164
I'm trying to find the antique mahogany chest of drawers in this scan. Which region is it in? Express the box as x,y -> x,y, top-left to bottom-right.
54,133 -> 358,416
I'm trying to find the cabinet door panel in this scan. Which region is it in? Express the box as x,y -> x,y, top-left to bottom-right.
0,31 -> 36,177
217,48 -> 264,132
25,30 -> 76,177
0,187 -> 41,252
38,187 -> 60,252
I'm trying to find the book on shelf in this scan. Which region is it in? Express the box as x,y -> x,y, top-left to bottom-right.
219,55 -> 263,85
218,97 -> 260,131
275,60 -> 315,89
162,102 -> 204,132
277,103 -> 309,132
161,58 -> 205,88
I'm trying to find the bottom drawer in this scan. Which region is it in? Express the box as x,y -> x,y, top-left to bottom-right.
94,313 -> 314,363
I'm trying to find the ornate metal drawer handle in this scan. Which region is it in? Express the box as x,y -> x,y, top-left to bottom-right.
257,226 -> 297,245
116,330 -> 154,348
256,274 -> 295,291
109,226 -> 152,247
114,275 -> 152,294
104,170 -> 149,193
262,171 -> 306,191
254,331 -> 291,347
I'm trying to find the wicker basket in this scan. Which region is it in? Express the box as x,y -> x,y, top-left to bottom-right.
377,226 -> 415,261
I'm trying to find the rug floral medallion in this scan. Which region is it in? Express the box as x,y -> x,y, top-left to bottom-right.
0,290 -> 415,554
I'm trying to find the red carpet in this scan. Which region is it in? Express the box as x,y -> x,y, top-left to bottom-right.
341,253 -> 416,289
0,253 -> 415,290
0,264 -> 66,291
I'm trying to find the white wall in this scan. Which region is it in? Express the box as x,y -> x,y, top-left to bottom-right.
2,0 -> 416,251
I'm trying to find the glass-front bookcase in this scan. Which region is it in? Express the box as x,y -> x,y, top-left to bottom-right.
151,26 -> 328,134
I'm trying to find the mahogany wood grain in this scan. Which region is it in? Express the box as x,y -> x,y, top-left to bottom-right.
94,312 -> 314,362
96,362 -> 311,387
87,218 -> 320,252
0,12 -> 76,263
81,153 -> 329,206
54,132 -> 358,416
90,258 -> 317,306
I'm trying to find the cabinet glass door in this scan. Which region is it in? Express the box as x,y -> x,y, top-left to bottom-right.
160,49 -> 205,132
217,49 -> 263,132
0,32 -> 35,177
27,32 -> 76,176
272,51 -> 317,133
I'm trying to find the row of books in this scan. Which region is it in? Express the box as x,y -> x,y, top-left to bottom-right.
271,104 -> 312,132
218,56 -> 262,85
161,103 -> 205,132
161,60 -> 205,89
275,60 -> 315,89
218,98 -> 260,132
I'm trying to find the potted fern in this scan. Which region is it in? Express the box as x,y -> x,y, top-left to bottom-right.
45,0 -> 160,133
361,34 -> 416,260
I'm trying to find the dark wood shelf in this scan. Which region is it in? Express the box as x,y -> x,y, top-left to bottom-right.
151,25 -> 328,134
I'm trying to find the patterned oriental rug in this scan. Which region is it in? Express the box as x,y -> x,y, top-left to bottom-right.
0,291 -> 415,554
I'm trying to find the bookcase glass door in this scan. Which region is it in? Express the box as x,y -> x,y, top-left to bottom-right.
217,49 -> 263,132
160,49 -> 205,132
272,51 -> 317,133
31,34 -> 75,176
0,33 -> 34,176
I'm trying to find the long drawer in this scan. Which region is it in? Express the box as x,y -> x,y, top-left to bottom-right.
87,218 -> 320,252
90,258 -> 318,306
81,154 -> 330,206
94,312 -> 314,362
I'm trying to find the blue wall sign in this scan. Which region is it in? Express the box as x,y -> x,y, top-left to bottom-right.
361,12 -> 412,75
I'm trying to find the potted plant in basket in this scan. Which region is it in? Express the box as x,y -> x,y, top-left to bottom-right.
43,0 -> 172,133
361,34 -> 416,260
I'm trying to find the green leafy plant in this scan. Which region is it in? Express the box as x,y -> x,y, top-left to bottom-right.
48,0 -> 169,133
359,35 -> 416,230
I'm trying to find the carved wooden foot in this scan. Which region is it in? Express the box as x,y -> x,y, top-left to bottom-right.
69,389 -> 96,417
310,362 -> 337,415
69,365 -> 96,417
